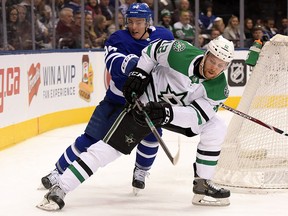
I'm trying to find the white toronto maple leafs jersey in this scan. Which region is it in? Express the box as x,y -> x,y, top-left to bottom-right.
137,40 -> 229,131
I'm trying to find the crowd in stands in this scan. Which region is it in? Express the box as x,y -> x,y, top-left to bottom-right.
1,0 -> 287,51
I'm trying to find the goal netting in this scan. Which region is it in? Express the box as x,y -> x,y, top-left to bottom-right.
213,34 -> 288,191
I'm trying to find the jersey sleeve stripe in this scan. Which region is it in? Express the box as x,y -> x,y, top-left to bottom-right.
191,101 -> 210,122
153,39 -> 163,61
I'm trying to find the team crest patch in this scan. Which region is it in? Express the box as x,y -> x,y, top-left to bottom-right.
224,85 -> 229,97
172,41 -> 186,52
125,134 -> 135,146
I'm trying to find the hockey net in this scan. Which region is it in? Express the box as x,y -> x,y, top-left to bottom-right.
213,34 -> 288,192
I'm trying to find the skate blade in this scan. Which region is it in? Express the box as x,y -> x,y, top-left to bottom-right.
192,194 -> 230,207
36,198 -> 60,211
133,187 -> 141,196
37,183 -> 47,190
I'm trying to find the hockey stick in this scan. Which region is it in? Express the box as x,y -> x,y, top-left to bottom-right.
132,94 -> 180,165
220,103 -> 288,136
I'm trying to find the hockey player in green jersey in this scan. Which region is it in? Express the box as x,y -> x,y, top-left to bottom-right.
37,36 -> 234,210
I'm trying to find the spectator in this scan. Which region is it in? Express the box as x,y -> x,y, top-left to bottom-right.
99,0 -> 115,26
223,15 -> 245,48
173,10 -> 195,43
85,0 -> 102,21
16,4 -> 33,50
263,17 -> 278,39
278,18 -> 288,35
171,0 -> 193,24
71,10 -> 82,48
56,7 -> 76,48
64,0 -> 81,14
34,0 -> 46,21
202,28 -> 221,49
159,0 -> 176,12
255,18 -> 264,26
197,34 -> 205,48
244,25 -> 266,48
198,1 -> 216,33
158,9 -> 173,32
244,18 -> 254,39
212,16 -> 225,34
18,0 -> 33,22
39,5 -> 54,46
119,0 -> 137,16
6,5 -> 21,50
33,12 -> 50,49
84,11 -> 101,48
107,10 -> 125,36
94,14 -> 109,48
55,0 -> 66,17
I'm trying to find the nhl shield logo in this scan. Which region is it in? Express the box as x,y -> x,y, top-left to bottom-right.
227,60 -> 247,87
173,41 -> 186,52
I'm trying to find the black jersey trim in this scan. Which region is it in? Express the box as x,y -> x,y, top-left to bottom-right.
76,157 -> 93,177
153,40 -> 163,61
192,101 -> 209,122
197,148 -> 220,156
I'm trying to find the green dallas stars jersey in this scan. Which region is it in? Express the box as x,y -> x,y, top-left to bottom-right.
137,39 -> 229,128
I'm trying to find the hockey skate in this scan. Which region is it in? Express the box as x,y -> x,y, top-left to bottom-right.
36,185 -> 66,211
192,163 -> 230,206
132,167 -> 149,195
192,178 -> 230,206
38,169 -> 60,190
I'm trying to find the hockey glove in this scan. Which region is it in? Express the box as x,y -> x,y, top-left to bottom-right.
122,68 -> 150,104
132,101 -> 173,127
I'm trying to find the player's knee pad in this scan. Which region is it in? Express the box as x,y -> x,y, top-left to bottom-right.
200,116 -> 227,150
81,140 -> 122,169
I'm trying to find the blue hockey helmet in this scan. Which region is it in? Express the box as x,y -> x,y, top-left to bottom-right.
125,3 -> 152,24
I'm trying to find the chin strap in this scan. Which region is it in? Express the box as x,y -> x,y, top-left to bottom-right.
139,24 -> 150,40
199,54 -> 208,79
139,29 -> 147,40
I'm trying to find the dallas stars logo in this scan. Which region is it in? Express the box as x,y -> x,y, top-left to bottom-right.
172,41 -> 186,52
158,85 -> 187,105
125,134 -> 136,146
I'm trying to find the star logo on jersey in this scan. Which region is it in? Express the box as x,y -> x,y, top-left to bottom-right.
125,134 -> 136,146
158,85 -> 187,105
172,41 -> 186,52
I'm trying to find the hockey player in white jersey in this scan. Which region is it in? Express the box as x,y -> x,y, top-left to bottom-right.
36,36 -> 234,210
39,2 -> 174,194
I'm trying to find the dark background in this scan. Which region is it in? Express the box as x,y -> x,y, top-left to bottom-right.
193,0 -> 287,27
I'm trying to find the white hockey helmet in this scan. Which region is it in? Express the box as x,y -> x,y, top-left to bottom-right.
206,35 -> 234,63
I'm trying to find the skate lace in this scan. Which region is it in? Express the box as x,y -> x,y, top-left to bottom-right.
134,168 -> 149,181
206,180 -> 221,191
48,170 -> 60,185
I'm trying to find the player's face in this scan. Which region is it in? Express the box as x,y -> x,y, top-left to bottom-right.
127,17 -> 148,40
203,53 -> 228,79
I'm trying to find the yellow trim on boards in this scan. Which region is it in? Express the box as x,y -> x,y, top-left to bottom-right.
0,107 -> 95,151
0,97 -> 242,151
220,97 -> 241,109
